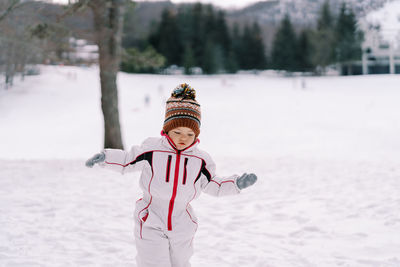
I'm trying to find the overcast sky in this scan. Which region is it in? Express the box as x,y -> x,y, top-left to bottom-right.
50,0 -> 261,9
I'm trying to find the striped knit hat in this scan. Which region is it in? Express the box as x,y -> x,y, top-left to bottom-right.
163,83 -> 201,137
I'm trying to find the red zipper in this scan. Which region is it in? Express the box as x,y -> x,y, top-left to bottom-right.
168,151 -> 181,231
162,132 -> 198,231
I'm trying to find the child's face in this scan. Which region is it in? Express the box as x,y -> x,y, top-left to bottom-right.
167,127 -> 196,150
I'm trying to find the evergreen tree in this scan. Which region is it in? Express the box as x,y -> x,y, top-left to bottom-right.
225,49 -> 239,73
121,46 -> 165,73
249,22 -> 267,69
183,43 -> 196,74
213,44 -> 225,73
296,30 -> 314,72
214,10 -> 231,71
271,14 -> 297,71
149,3 -> 267,73
176,5 -> 193,46
311,0 -> 336,73
239,24 -> 253,69
237,22 -> 267,70
215,11 -> 231,53
149,9 -> 181,66
202,39 -> 217,74
191,3 -> 206,68
317,1 -> 334,31
231,23 -> 242,71
335,3 -> 363,75
122,2 -> 137,49
203,5 -> 216,38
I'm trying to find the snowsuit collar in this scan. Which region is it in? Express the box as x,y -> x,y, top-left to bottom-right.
160,131 -> 199,153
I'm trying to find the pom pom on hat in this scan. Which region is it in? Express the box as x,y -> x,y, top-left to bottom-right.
163,83 -> 201,137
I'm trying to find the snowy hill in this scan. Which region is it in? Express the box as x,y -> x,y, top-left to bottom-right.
1,66 -> 400,267
364,0 -> 400,45
229,0 -> 392,25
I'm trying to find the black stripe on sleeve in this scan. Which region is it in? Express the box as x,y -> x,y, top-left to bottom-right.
129,151 -> 153,167
202,164 -> 212,182
195,159 -> 211,183
182,158 -> 188,185
166,155 -> 172,182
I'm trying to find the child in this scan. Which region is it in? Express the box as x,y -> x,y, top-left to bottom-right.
85,83 -> 257,267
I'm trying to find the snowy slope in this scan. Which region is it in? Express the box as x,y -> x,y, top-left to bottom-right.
365,0 -> 400,45
230,0 -> 392,25
1,66 -> 400,267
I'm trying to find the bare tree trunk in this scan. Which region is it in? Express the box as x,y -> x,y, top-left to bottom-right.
19,44 -> 27,81
5,41 -> 15,89
89,0 -> 125,149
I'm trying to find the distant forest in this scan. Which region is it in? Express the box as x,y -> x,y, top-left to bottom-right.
122,3 -> 266,74
121,1 -> 363,75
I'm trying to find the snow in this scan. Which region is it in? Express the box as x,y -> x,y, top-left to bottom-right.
366,0 -> 400,46
1,66 -> 400,267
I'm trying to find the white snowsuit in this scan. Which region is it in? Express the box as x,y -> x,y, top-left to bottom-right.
101,134 -> 241,267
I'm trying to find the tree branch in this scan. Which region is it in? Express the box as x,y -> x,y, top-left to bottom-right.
56,0 -> 90,23
0,0 -> 26,22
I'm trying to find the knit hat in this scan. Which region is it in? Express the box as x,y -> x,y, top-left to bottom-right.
163,83 -> 201,137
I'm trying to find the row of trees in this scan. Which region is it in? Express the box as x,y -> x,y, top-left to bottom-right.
125,3 -> 267,74
121,1 -> 363,75
271,2 -> 363,74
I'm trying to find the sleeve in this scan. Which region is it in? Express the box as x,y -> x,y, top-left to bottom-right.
199,156 -> 241,197
99,144 -> 152,174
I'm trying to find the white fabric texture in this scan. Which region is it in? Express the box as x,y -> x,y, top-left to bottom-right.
100,135 -> 240,267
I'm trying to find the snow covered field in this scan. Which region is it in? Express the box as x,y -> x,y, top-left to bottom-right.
1,66 -> 400,267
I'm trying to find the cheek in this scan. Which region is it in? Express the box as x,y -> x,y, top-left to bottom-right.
168,134 -> 178,142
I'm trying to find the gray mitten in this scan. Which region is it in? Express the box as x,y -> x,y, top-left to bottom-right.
85,152 -> 105,168
236,173 -> 257,190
